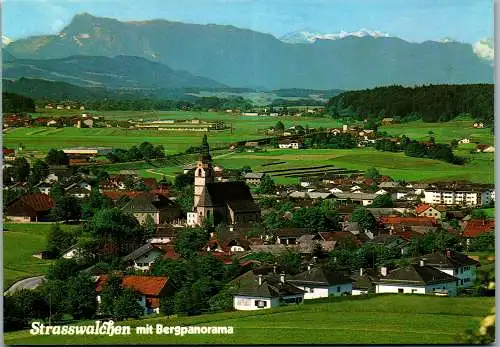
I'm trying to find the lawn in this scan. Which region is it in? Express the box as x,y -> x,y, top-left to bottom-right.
3,223 -> 78,289
4,295 -> 494,344
379,118 -> 494,146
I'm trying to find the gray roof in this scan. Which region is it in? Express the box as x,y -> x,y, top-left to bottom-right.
289,266 -> 352,287
289,191 -> 333,199
198,182 -> 259,213
333,192 -> 378,200
121,195 -> 159,213
122,243 -> 164,262
416,251 -> 480,269
378,182 -> 401,188
231,270 -> 304,298
377,265 -> 458,285
244,172 -> 265,179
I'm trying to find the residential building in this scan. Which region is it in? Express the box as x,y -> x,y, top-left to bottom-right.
96,275 -> 174,314
375,262 -> 458,296
5,193 -> 55,222
423,184 -> 494,207
287,264 -> 353,299
415,250 -> 480,288
121,195 -> 160,224
351,268 -> 379,295
415,204 -> 444,220
244,172 -> 266,185
122,243 -> 166,271
278,140 -> 302,149
231,270 -> 304,311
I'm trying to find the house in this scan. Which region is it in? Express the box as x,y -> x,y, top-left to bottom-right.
375,262 -> 458,296
378,181 -> 400,189
207,231 -> 250,253
381,118 -> 394,125
275,228 -> 311,245
476,144 -> 495,153
332,192 -> 378,206
351,268 -> 379,295
96,275 -> 174,314
415,250 -> 480,288
46,166 -> 73,183
423,183 -> 494,207
121,195 -> 160,224
148,226 -> 176,244
415,204 -> 444,220
368,234 -> 411,256
287,264 -> 352,299
5,193 -> 55,222
458,138 -> 471,144
463,219 -> 495,238
122,243 -> 166,271
244,172 -> 266,185
278,140 -> 302,149
3,148 -> 15,161
36,182 -> 53,195
288,191 -> 333,200
231,270 -> 304,311
61,244 -> 80,259
65,183 -> 92,199
193,149 -> 260,226
473,122 -> 484,128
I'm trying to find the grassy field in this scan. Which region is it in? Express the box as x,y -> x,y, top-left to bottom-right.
4,295 -> 493,344
379,118 -> 494,146
3,223 -> 78,289
4,110 -> 341,156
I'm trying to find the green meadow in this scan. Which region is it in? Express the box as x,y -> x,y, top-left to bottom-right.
4,295 -> 493,345
3,223 -> 78,289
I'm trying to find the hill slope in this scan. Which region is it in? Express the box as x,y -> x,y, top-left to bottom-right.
6,13 -> 493,90
4,295 -> 493,344
2,53 -> 227,89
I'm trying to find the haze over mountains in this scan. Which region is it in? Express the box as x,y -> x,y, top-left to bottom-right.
3,13 -> 494,90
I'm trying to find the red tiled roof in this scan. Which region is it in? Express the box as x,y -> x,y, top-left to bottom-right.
142,178 -> 158,189
415,204 -> 431,214
3,148 -> 15,156
380,216 -> 437,226
96,275 -> 169,296
463,219 -> 495,238
21,194 -> 55,211
102,191 -> 145,201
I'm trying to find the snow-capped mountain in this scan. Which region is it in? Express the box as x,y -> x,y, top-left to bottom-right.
2,35 -> 13,46
280,29 -> 391,44
473,37 -> 493,61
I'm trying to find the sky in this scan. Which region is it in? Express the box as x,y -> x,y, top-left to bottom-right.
2,0 -> 493,44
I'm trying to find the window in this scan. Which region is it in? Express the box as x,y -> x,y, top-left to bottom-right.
337,286 -> 341,293
411,289 -> 417,293
255,300 -> 267,308
398,288 -> 404,294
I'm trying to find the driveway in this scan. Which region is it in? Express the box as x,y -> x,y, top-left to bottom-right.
5,275 -> 46,295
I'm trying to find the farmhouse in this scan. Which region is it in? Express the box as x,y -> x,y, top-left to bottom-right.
332,192 -> 377,206
415,250 -> 480,288
96,275 -> 174,314
287,264 -> 353,299
415,204 -> 444,220
278,140 -> 302,149
5,193 -> 55,222
122,243 -> 166,271
458,138 -> 471,144
121,195 -> 160,224
375,262 -> 458,296
351,268 -> 379,295
231,270 -> 305,311
381,118 -> 394,125
476,144 -> 495,153
244,172 -> 266,185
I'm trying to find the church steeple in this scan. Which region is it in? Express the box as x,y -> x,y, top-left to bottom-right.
194,135 -> 214,208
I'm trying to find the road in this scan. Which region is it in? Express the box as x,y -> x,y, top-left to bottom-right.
5,275 -> 46,295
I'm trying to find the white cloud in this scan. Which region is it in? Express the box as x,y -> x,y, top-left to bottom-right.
51,18 -> 65,32
473,37 -> 494,61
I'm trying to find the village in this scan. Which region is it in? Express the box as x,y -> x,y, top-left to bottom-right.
3,132 -> 495,320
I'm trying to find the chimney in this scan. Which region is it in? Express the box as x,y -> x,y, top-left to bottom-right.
380,267 -> 387,277
280,273 -> 285,284
258,274 -> 263,286
360,268 -> 363,277
419,259 -> 425,267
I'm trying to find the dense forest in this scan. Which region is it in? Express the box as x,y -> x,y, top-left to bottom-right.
2,92 -> 36,113
326,84 -> 493,125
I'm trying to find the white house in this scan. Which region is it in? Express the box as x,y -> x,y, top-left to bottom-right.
423,187 -> 493,207
187,212 -> 198,227
121,243 -> 165,271
61,244 -> 80,259
231,271 -> 304,311
416,250 -> 480,288
458,138 -> 471,144
287,265 -> 352,299
375,262 -> 458,296
278,140 -> 301,149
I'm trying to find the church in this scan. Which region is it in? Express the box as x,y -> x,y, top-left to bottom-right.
187,139 -> 261,226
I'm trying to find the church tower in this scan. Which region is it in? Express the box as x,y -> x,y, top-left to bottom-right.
194,135 -> 214,208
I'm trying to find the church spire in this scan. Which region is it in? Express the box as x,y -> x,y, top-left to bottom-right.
199,134 -> 212,162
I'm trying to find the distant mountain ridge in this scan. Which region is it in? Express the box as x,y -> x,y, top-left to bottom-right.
5,13 -> 493,90
2,53 -> 227,89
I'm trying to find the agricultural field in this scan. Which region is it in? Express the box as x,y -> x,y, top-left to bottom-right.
4,295 -> 493,345
3,110 -> 341,156
3,223 -> 78,289
379,117 -> 494,146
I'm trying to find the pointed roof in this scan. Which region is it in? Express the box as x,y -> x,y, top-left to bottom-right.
231,270 -> 304,298
416,250 -> 480,269
197,181 -> 259,212
121,195 -> 159,213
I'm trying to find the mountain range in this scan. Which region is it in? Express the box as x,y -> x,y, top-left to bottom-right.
4,13 -> 494,90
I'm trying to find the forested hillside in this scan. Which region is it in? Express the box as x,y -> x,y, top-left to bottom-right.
326,84 -> 493,124
2,92 -> 36,113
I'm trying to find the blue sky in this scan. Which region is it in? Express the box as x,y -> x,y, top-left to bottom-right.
2,0 -> 493,43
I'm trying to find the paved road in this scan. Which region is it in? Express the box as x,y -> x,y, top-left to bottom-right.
5,275 -> 46,295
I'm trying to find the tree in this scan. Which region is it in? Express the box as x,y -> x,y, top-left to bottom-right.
46,224 -> 77,257
258,175 -> 276,194
47,258 -> 81,281
113,288 -> 144,320
370,194 -> 394,208
200,134 -> 210,155
274,121 -> 285,133
174,173 -> 194,190
177,185 -> 194,213
65,274 -> 98,319
99,276 -> 122,316
31,159 -> 49,183
351,207 -> 376,232
276,250 -> 302,275
45,149 -> 69,166
50,195 -> 82,222
364,167 -> 380,180
174,228 -> 209,259
144,214 -> 157,239
12,157 -> 30,182
82,188 -> 112,218
208,289 -> 233,313
469,232 -> 495,252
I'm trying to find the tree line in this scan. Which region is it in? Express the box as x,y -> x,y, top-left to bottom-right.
326,84 -> 493,125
